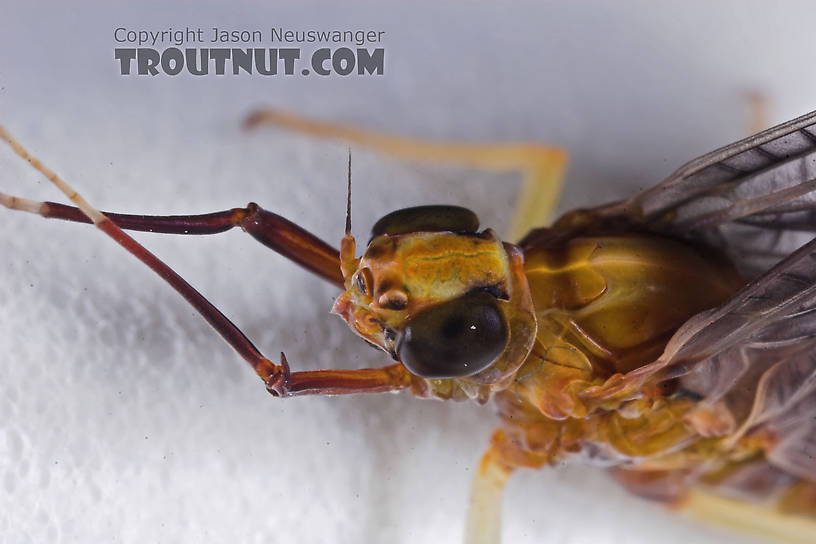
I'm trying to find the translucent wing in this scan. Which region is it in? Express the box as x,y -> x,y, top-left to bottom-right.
587,112 -> 816,488
662,238 -> 816,483
619,109 -> 816,278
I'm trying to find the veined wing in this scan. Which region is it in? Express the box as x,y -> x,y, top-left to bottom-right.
624,109 -> 816,278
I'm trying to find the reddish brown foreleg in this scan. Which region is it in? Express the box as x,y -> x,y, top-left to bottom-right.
1,126 -> 412,398
25,200 -> 344,287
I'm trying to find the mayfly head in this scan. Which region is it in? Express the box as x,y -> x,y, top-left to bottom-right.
333,205 -> 537,395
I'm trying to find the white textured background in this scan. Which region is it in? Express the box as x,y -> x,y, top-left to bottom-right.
2,1 -> 815,543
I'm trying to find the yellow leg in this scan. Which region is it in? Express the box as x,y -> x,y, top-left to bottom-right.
746,91 -> 769,134
245,109 -> 568,241
465,447 -> 513,544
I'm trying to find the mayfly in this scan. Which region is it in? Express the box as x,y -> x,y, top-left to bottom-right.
2,108 -> 816,543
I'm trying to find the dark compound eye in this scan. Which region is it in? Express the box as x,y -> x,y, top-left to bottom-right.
370,205 -> 479,240
396,291 -> 508,378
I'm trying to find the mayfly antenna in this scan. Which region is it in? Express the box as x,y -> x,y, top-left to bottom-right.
339,147 -> 357,282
